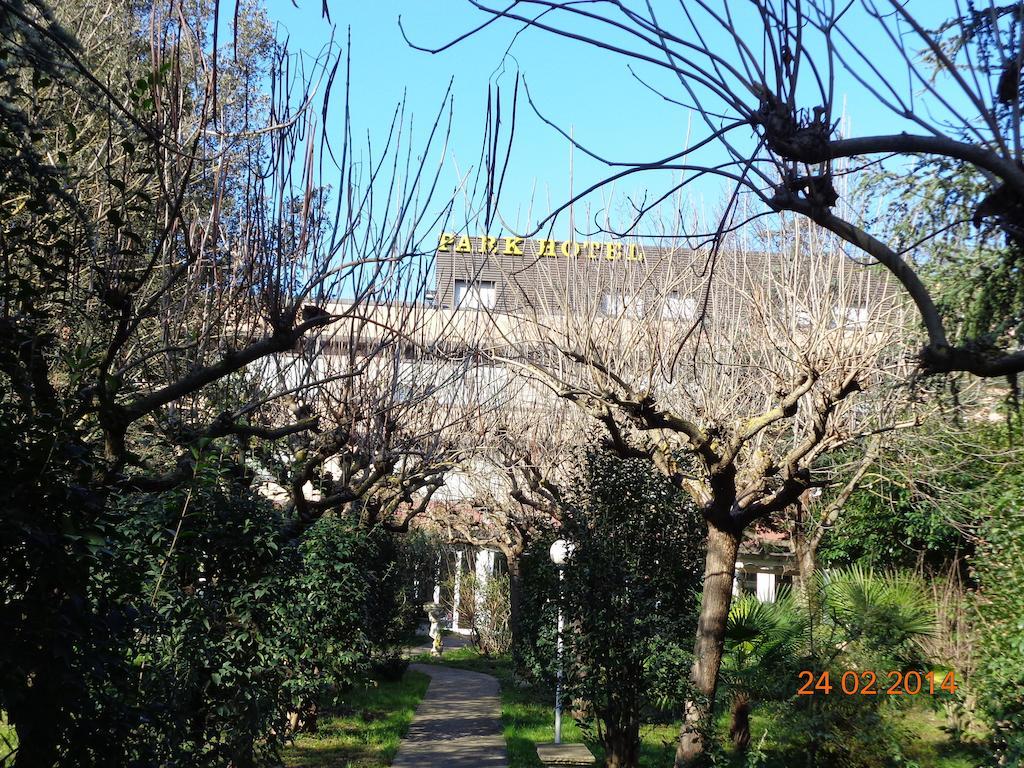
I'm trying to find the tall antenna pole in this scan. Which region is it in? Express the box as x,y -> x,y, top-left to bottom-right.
568,125 -> 575,240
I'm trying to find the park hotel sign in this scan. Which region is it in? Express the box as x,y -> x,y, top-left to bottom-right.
438,232 -> 646,262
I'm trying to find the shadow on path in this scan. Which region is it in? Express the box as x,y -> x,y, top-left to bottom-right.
391,662 -> 508,768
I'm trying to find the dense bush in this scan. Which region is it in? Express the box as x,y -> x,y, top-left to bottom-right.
517,452 -> 705,768
360,528 -> 440,658
7,448 -> 440,768
814,423 -> 1024,764
285,514 -> 375,729
973,502 -> 1024,766
112,471 -> 297,766
814,428 -> 1000,572
516,540 -> 561,680
816,471 -> 972,571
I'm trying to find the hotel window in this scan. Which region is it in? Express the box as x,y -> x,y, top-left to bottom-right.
663,292 -> 697,320
598,294 -> 622,319
454,279 -> 496,309
833,304 -> 869,327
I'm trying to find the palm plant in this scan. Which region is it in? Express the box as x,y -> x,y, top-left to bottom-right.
721,589 -> 807,750
817,565 -> 936,664
721,567 -> 936,760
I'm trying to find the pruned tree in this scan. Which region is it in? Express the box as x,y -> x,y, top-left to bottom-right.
427,386 -> 576,642
415,0 -> 1024,379
462,212 -> 917,765
0,1 -> 461,764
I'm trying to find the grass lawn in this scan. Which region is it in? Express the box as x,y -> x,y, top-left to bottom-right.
899,707 -> 988,768
412,647 -> 987,768
281,670 -> 430,768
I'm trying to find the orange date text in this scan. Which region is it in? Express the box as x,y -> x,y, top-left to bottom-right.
796,670 -> 957,696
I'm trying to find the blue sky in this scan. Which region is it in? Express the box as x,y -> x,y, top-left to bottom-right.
264,1 -> 972,242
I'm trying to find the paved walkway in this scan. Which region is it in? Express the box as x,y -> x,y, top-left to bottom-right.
392,662 -> 508,768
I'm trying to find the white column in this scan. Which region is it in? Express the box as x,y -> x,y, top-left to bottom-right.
475,549 -> 493,612
756,571 -> 777,603
452,550 -> 462,630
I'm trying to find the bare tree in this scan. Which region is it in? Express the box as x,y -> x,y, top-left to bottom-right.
427,386 -> 580,640
459,212 -> 917,765
411,0 -> 1024,379
0,1 -> 463,763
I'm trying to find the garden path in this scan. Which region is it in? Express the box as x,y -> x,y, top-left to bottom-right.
391,661 -> 508,768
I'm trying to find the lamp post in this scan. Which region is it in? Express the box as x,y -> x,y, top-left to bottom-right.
548,538 -> 572,744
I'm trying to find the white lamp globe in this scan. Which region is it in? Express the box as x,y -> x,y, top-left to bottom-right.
549,538 -> 572,567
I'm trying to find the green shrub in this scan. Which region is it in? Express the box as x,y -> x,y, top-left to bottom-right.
283,513 -> 375,728
360,528 -> 439,657
763,567 -> 938,768
84,461 -> 438,766
110,471 -> 298,766
973,504 -> 1024,766
517,451 -> 705,768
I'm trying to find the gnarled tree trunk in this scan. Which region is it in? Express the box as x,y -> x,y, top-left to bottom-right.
675,522 -> 741,767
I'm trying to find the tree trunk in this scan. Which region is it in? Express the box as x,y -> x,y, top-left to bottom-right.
674,523 -> 741,767
794,537 -> 817,593
507,555 -> 523,648
791,519 -> 820,613
603,717 -> 641,768
729,692 -> 751,751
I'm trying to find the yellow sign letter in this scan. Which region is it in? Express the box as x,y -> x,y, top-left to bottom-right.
626,244 -> 645,262
503,237 -> 524,255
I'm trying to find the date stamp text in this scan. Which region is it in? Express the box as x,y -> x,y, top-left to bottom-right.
797,670 -> 957,696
